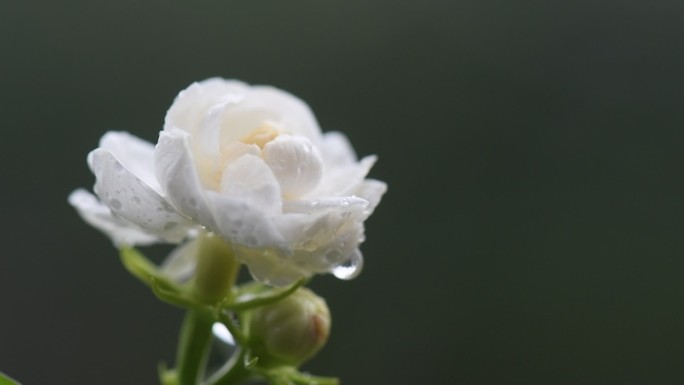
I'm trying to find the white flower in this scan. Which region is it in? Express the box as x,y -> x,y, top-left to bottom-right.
69,78 -> 386,286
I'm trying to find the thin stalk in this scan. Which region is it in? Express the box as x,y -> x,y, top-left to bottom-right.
176,308 -> 215,385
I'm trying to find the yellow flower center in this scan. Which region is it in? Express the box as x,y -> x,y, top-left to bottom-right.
240,122 -> 281,149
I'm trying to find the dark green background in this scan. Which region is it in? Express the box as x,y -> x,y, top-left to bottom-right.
2,1 -> 684,384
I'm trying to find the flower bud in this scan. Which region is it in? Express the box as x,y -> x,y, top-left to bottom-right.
248,287 -> 331,367
192,233 -> 239,304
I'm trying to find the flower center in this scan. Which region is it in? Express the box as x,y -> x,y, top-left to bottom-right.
216,121 -> 323,201
240,122 -> 281,149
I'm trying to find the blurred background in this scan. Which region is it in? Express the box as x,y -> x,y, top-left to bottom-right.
2,1 -> 684,384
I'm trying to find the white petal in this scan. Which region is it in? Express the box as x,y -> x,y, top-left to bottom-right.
155,129 -> 217,229
159,237 -> 202,282
68,189 -> 159,246
220,141 -> 261,165
307,155 -> 377,198
165,81 -> 248,190
249,86 -> 322,142
164,78 -> 249,135
277,197 -> 368,267
319,131 -> 357,167
90,148 -> 193,243
155,129 -> 286,250
233,246 -> 309,287
257,197 -> 369,284
185,138 -> 261,192
93,131 -> 161,193
205,191 -> 287,250
290,227 -> 365,274
218,85 -> 323,147
262,135 -> 324,199
220,154 -> 282,216
354,179 -> 387,215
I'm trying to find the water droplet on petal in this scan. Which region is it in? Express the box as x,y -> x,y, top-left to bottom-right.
109,199 -> 122,210
164,222 -> 178,230
325,249 -> 342,263
303,240 -> 318,251
332,249 -> 363,280
244,235 -> 257,247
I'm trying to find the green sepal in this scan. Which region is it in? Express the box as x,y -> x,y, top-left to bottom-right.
226,278 -> 308,312
211,278 -> 309,356
260,367 -> 339,385
120,247 -> 176,290
0,371 -> 20,385
288,371 -> 339,385
120,247 -> 206,309
150,277 -> 205,309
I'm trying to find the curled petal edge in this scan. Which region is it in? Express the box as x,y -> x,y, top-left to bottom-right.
68,189 -> 160,247
89,148 -> 194,243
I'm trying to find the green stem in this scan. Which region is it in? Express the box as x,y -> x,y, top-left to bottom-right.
176,308 -> 215,385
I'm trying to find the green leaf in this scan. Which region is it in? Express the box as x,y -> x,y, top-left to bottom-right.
0,371 -> 20,385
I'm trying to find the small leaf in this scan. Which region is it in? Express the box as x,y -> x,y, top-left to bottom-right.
0,371 -> 20,385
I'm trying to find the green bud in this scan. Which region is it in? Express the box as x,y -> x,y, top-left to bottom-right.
248,287 -> 331,367
192,233 -> 239,304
